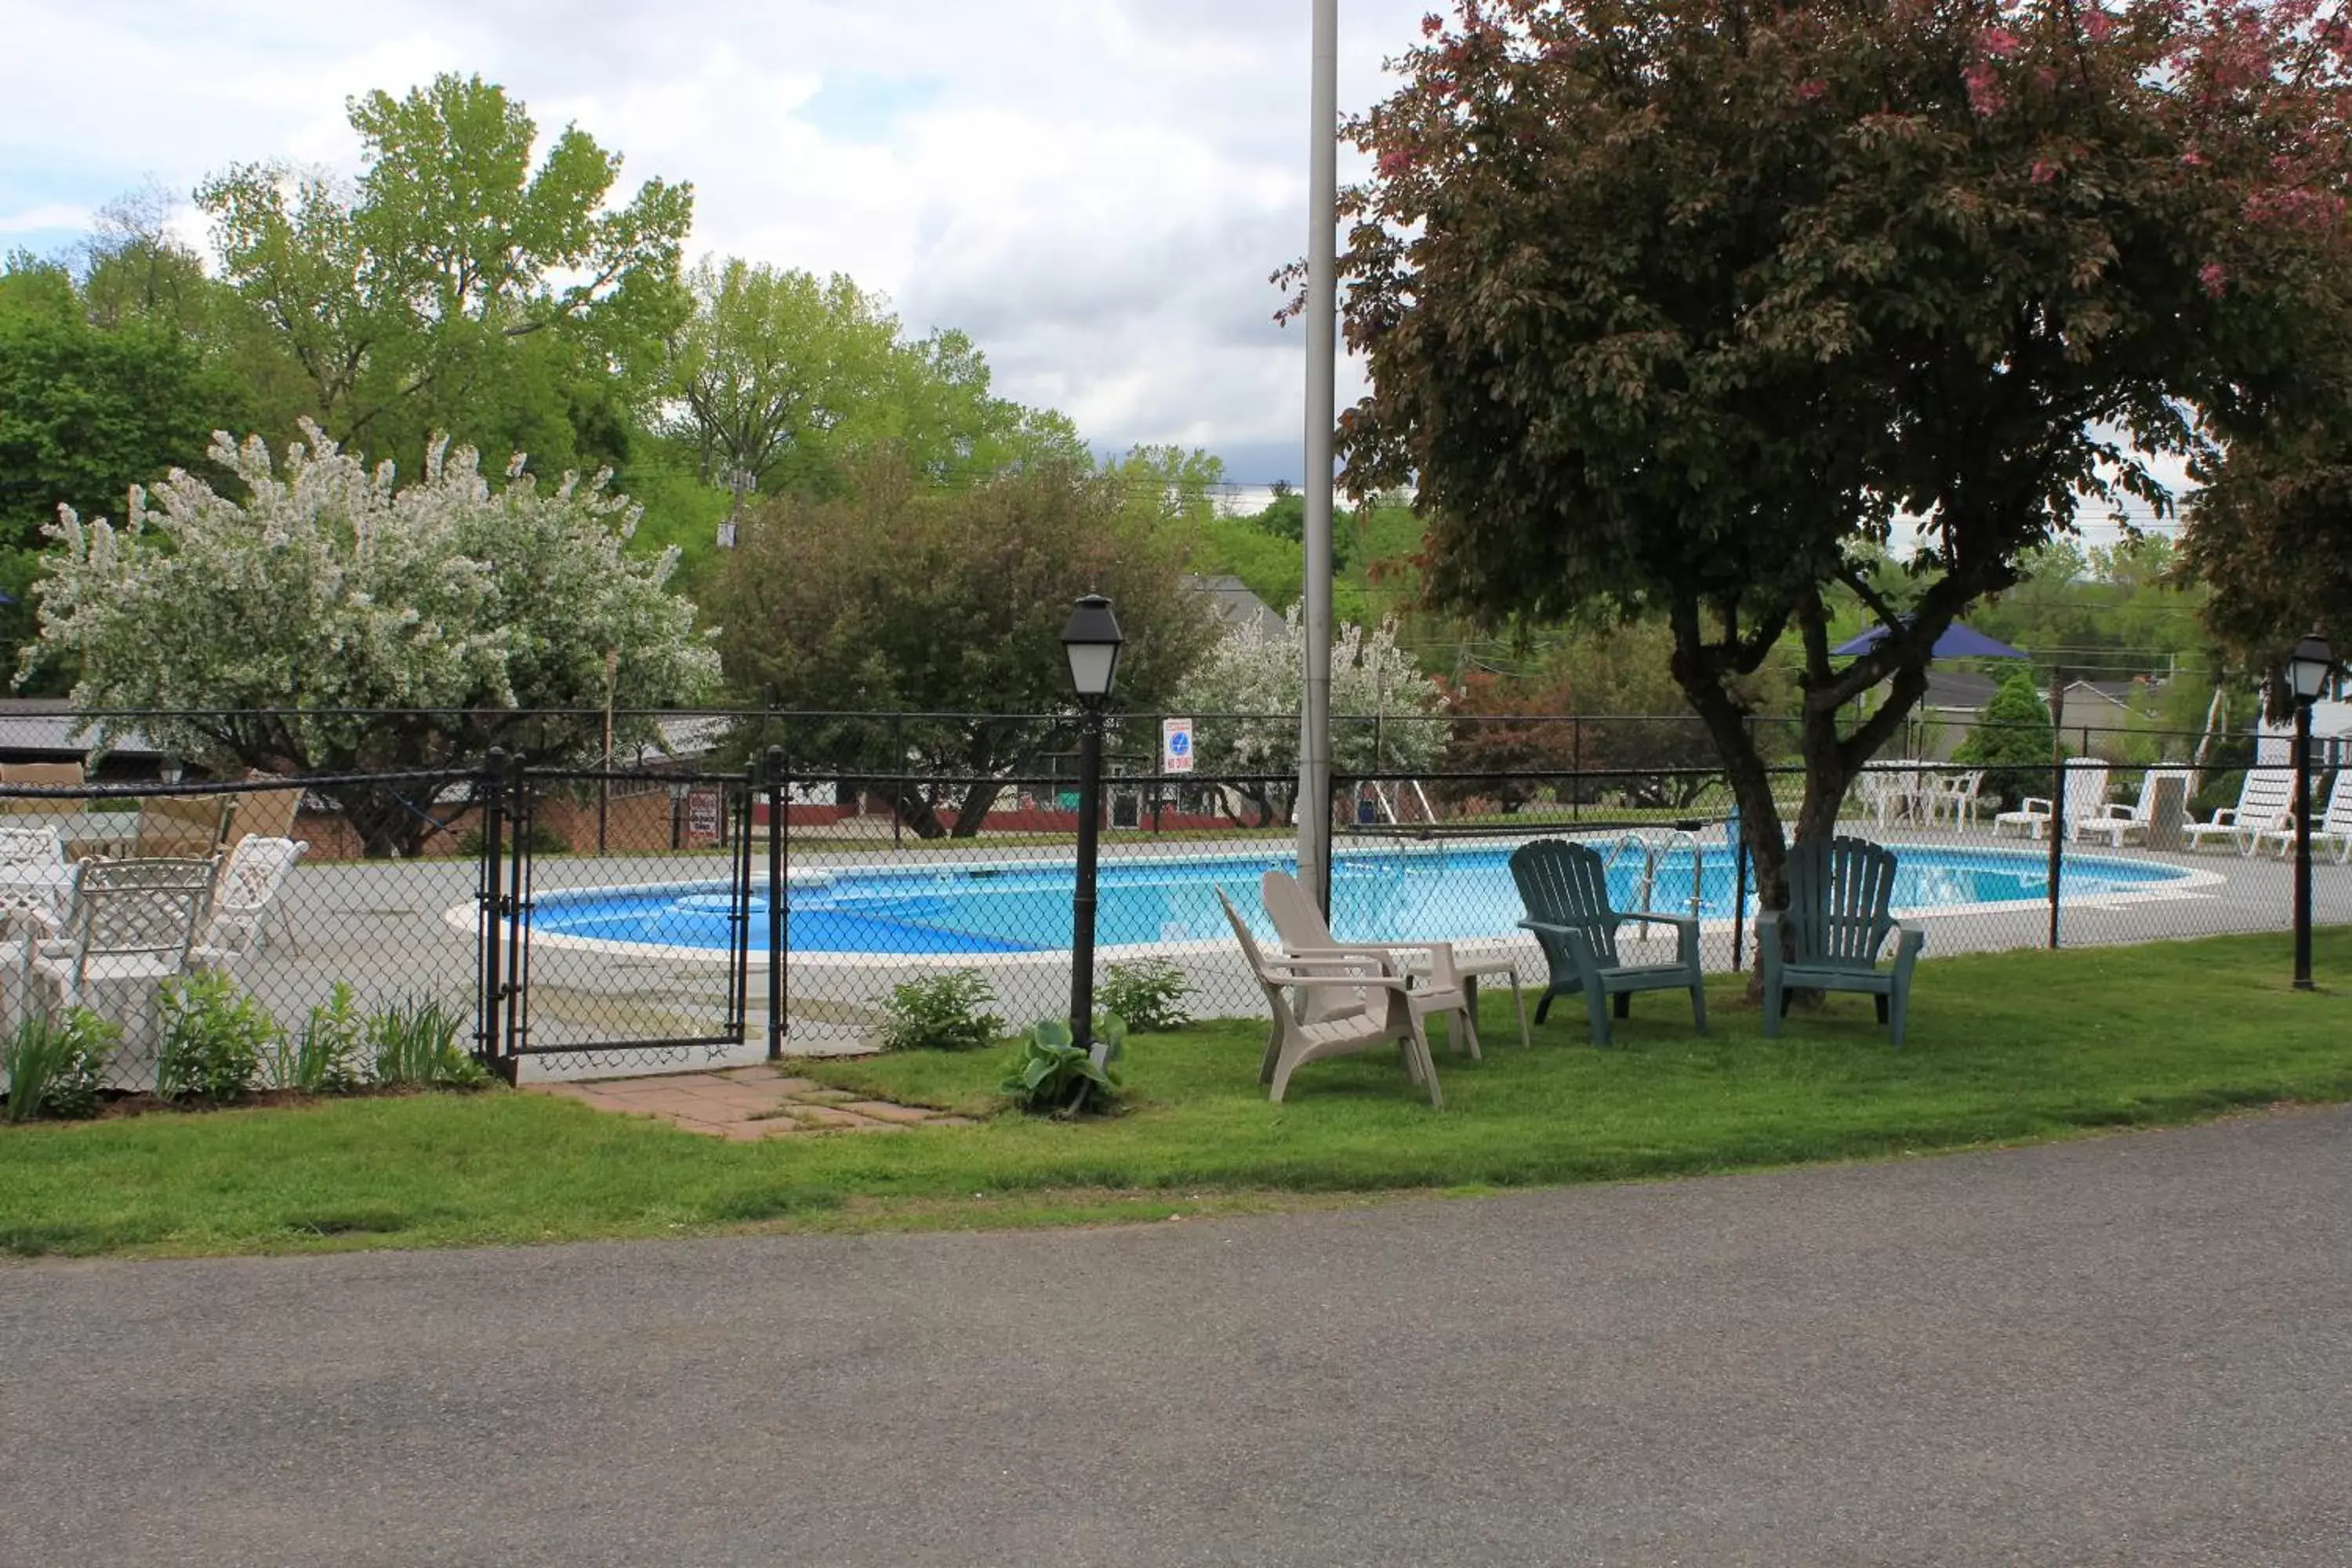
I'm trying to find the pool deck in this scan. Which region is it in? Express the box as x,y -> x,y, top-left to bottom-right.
91,823 -> 2352,1085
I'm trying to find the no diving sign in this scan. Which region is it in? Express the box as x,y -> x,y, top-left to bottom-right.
1161,717 -> 1195,775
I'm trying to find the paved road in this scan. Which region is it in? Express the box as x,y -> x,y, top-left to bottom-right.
4,1109 -> 2348,1566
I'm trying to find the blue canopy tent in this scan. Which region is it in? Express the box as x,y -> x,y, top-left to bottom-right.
1831,619 -> 2027,661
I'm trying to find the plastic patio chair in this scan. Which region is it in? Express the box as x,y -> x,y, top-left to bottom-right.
1507,838 -> 1706,1047
1258,867 -> 1524,1055
1994,764 -> 2111,842
2183,769 -> 2297,855
1759,836 -> 1925,1048
2074,767 -> 2195,848
2252,771 -> 2352,865
1216,888 -> 1443,1107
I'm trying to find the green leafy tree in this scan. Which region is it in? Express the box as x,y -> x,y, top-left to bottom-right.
1335,0 -> 2350,911
0,256 -> 253,676
1953,670 -> 2058,810
2181,427 -> 2352,691
29,423 -> 718,856
712,456 -> 1214,837
197,73 -> 693,473
1174,607 -> 1443,826
661,259 -> 906,499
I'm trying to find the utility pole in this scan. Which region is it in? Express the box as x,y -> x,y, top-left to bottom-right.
1298,0 -> 1338,916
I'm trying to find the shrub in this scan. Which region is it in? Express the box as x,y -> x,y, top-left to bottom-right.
2,1010 -> 118,1122
156,972 -> 278,1105
1954,671 -> 2060,810
368,996 -> 488,1088
1000,1014 -> 1127,1117
1098,959 -> 1193,1033
454,821 -> 570,858
271,982 -> 366,1094
2190,769 -> 2245,822
877,971 -> 1003,1052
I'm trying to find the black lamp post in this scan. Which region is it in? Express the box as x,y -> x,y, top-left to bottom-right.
1062,593 -> 1124,1055
2287,631 -> 2335,992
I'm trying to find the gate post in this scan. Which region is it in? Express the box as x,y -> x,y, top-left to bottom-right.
765,746 -> 786,1062
474,748 -> 513,1081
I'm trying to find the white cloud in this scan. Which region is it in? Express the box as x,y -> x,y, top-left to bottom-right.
1,0 -> 1432,484
0,201 -> 90,234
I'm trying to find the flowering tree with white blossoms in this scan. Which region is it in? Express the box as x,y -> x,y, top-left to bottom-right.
29,422 -> 719,856
1171,606 -> 1443,826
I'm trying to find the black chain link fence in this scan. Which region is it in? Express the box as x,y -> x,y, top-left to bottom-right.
2,707 -> 2339,1090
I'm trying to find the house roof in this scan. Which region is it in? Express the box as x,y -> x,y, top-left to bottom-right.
0,699 -> 163,759
1920,670 -> 2001,711
1181,574 -> 1287,640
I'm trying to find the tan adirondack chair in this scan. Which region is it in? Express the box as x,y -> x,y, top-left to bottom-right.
1258,868 -> 1524,1055
1217,889 -> 1443,1107
134,794 -> 236,858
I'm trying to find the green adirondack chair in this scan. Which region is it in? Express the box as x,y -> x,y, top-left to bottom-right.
1758,835 -> 1925,1047
1508,838 -> 1706,1047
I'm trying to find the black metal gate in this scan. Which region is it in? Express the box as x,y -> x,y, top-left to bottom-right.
475,753 -> 758,1081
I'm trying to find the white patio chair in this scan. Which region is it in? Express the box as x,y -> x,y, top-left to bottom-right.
2182,769 -> 2296,855
201,835 -> 307,956
1258,868 -> 1524,1054
0,824 -> 68,937
1994,764 -> 2110,842
1857,761 -> 1926,827
1216,888 -> 1442,1107
2253,771 -> 2352,865
1923,769 -> 1987,829
22,857 -> 221,1089
2074,767 -> 2194,848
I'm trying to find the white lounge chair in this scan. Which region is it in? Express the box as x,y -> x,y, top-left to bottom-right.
2074,767 -> 2196,848
2252,771 -> 2352,865
1994,764 -> 2110,842
202,835 -> 307,956
2182,769 -> 2296,855
1217,888 -> 1443,1107
1258,868 -> 1524,1054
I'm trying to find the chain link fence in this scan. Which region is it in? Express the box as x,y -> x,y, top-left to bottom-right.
1,707 -> 2339,1090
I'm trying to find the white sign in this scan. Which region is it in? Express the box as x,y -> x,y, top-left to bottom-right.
1161,717 -> 1196,775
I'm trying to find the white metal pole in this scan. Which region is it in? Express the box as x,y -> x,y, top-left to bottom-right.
1299,0 -> 1338,916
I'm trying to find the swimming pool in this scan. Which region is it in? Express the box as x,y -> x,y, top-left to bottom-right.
522,842 -> 2203,958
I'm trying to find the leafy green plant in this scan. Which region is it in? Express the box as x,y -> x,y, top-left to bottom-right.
156,972 -> 278,1105
270,983 -> 366,1094
367,996 -> 488,1088
877,971 -> 1004,1053
1000,1015 -> 1126,1117
1098,959 -> 1193,1033
1954,671 -> 2061,810
2,1010 -> 118,1123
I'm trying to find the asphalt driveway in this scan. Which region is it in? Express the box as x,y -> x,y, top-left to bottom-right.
3,1106 -> 2347,1566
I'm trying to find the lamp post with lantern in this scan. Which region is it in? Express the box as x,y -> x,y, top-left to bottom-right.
2287,632 -> 2336,991
1061,594 -> 1125,1056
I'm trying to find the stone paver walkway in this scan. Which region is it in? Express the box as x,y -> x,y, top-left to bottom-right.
521,1062 -> 976,1140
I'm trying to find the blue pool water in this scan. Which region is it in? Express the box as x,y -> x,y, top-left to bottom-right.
528,843 -> 2195,956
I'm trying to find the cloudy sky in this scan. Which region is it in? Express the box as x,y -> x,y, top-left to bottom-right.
1,0 -> 1441,489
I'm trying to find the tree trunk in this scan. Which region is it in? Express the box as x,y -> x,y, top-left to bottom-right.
332,782 -> 448,860
946,779 -> 1001,838
871,780 -> 948,839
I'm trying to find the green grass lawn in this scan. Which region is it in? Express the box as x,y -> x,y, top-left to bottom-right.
4,927 -> 2348,1260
